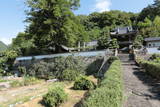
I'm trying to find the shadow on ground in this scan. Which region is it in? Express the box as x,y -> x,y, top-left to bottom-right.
132,65 -> 160,101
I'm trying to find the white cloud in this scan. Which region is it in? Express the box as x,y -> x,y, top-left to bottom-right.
94,0 -> 111,12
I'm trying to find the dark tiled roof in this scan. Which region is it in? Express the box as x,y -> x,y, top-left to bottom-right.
111,26 -> 135,35
145,37 -> 160,42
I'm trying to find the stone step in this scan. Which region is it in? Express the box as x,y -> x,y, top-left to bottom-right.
118,54 -> 134,61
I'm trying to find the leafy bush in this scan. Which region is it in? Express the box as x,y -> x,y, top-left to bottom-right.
10,80 -> 24,87
42,86 -> 68,107
60,69 -> 79,81
149,54 -> 160,61
18,66 -> 27,76
53,56 -> 86,78
29,61 -> 55,80
28,56 -> 86,80
73,76 -> 96,90
107,56 -> 119,64
138,59 -> 160,79
82,60 -> 123,107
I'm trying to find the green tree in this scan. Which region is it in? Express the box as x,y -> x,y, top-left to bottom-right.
137,18 -> 152,29
139,0 -> 160,21
109,39 -> 119,49
26,0 -> 83,52
97,27 -> 111,49
133,35 -> 144,49
12,32 -> 35,56
0,50 -> 18,75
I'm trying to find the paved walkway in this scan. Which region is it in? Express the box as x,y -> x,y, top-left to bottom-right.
122,61 -> 160,107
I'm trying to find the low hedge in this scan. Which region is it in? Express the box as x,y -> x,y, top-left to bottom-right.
82,60 -> 123,107
137,58 -> 160,79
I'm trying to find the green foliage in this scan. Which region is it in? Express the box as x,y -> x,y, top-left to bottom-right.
18,66 -> 27,76
109,39 -> 119,49
97,27 -> 111,49
10,80 -> 24,88
60,69 -> 79,81
133,35 -> 143,49
0,79 -> 8,83
42,86 -> 68,107
10,77 -> 42,88
12,32 -> 36,56
149,54 -> 160,61
23,76 -> 42,86
25,0 -> 87,53
107,56 -> 119,64
73,76 -> 96,90
53,56 -> 86,79
136,56 -> 160,79
138,1 -> 160,37
29,61 -> 54,80
0,50 -> 18,75
82,60 -> 123,107
28,56 -> 86,80
139,0 -> 160,21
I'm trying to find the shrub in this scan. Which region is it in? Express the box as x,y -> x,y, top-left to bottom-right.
10,80 -> 24,87
42,86 -> 68,107
107,56 -> 119,64
53,56 -> 86,79
23,76 -> 42,86
82,60 -> 123,107
10,77 -> 42,88
29,61 -> 55,80
149,54 -> 160,61
60,69 -> 79,81
28,56 -> 86,80
138,59 -> 160,79
73,76 -> 96,90
18,66 -> 27,76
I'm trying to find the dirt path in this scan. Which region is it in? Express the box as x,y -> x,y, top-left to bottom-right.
122,61 -> 160,107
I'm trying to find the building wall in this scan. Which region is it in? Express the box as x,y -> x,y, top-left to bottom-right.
147,41 -> 160,47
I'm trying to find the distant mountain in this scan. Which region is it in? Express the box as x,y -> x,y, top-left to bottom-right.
0,41 -> 8,52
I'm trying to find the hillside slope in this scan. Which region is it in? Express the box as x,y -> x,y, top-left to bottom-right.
0,41 -> 8,52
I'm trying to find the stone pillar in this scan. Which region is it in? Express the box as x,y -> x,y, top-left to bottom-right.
83,42 -> 86,51
78,42 -> 81,52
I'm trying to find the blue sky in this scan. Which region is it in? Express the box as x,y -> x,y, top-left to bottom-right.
0,0 -> 154,45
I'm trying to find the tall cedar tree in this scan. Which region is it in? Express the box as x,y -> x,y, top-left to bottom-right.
26,0 -> 88,52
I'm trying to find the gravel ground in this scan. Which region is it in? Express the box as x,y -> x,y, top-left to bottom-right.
122,61 -> 160,107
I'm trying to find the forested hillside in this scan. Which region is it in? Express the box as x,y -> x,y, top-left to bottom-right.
9,0 -> 160,56
0,41 -> 7,52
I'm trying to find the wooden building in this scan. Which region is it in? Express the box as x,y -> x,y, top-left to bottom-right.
110,26 -> 137,52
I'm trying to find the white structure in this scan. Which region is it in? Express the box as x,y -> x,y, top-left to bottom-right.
145,37 -> 160,47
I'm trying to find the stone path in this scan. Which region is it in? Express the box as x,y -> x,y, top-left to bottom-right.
122,61 -> 160,107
